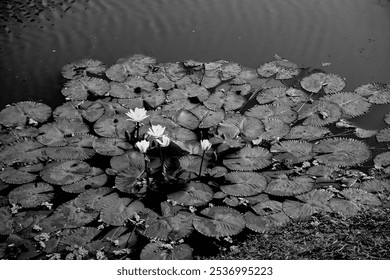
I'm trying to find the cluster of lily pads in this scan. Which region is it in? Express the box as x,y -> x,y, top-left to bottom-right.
1,54 -> 390,260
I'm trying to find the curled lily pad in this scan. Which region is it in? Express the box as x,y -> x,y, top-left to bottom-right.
341,188 -> 382,207
40,160 -> 91,185
270,141 -> 313,164
140,241 -> 193,260
301,73 -> 346,94
193,206 -> 246,237
101,197 -> 145,226
354,83 -> 390,104
0,207 -> 13,235
61,59 -> 106,79
284,125 -> 330,141
45,134 -> 97,160
298,100 -> 342,126
221,172 -> 268,197
8,182 -> 54,208
265,174 -> 314,196
168,181 -> 214,206
245,104 -> 297,124
0,167 -> 37,184
313,138 -> 371,167
223,146 -> 272,171
61,167 -> 108,193
257,59 -> 300,80
0,139 -> 47,166
321,92 -> 371,118
106,54 -> 157,81
92,137 -> 132,156
61,77 -> 110,100
0,101 -> 52,128
244,211 -> 290,233
37,120 -> 90,147
94,114 -> 134,138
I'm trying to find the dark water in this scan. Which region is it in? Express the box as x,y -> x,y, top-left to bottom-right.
1,0 -> 390,128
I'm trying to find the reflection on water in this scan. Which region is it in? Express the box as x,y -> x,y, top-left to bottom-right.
0,0 -> 390,129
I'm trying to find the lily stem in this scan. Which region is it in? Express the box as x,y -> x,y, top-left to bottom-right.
198,151 -> 206,177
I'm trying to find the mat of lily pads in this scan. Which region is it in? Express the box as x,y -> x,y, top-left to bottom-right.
0,54 -> 390,260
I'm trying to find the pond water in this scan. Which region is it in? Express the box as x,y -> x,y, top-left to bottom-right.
1,0 -> 390,129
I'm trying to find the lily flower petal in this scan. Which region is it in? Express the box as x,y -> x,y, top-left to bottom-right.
126,107 -> 149,122
200,139 -> 212,151
136,140 -> 150,153
156,135 -> 170,147
147,125 -> 166,138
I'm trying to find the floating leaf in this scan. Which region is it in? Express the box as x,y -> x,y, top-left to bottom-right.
282,200 -> 316,221
45,134 -> 97,160
193,107 -> 225,129
257,118 -> 290,141
94,114 -> 134,138
354,83 -> 390,104
8,182 -> 54,208
295,189 -> 333,212
174,110 -> 200,130
313,138 -> 371,167
284,125 -> 330,141
251,200 -> 283,216
265,174 -> 314,196
78,101 -> 105,122
38,120 -> 90,147
217,115 -> 264,141
329,198 -> 360,217
101,197 -> 145,226
256,87 -> 308,106
244,211 -> 290,233
301,73 -> 345,94
193,206 -> 246,237
40,160 -> 91,185
168,181 -> 214,206
298,100 -> 342,126
223,146 -> 272,171
139,210 -> 194,241
257,59 -> 300,80
355,128 -> 377,138
60,227 -> 101,247
358,179 -> 390,193
221,172 -> 268,196
61,77 -> 110,100
61,167 -> 108,193
0,101 -> 52,128
0,207 -> 13,235
0,139 -> 47,166
271,141 -> 313,164
0,167 -> 37,184
110,150 -> 145,171
179,155 -> 209,176
140,241 -> 193,260
321,92 -> 371,118
53,102 -> 83,121
61,59 -> 106,79
115,165 -> 145,195
203,90 -> 245,111
341,188 -> 382,207
74,187 -> 114,211
106,54 -> 157,81
92,137 -> 132,156
245,104 -> 297,124
375,128 -> 390,142
373,151 -> 390,169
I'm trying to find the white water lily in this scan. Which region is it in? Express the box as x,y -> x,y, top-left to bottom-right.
125,107 -> 149,122
147,125 -> 166,138
200,139 -> 212,151
136,140 -> 150,153
156,135 -> 170,147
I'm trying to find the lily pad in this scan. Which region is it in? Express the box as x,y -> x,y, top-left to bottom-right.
78,101 -> 105,122
257,59 -> 300,80
204,90 -> 245,111
341,188 -> 382,207
313,138 -> 371,167
358,179 -> 390,193
53,102 -> 83,121
167,181 -> 214,206
244,211 -> 290,233
257,118 -> 290,141
295,189 -> 333,212
92,137 -> 132,156
110,150 -> 145,171
375,128 -> 390,142
270,141 -> 313,164
245,104 -> 297,124
354,83 -> 390,104
256,87 -> 309,106
0,167 -> 37,184
265,174 -> 314,196
45,134 -> 97,160
74,187 -> 114,211
223,146 -> 272,171
373,151 -> 390,169
193,206 -> 246,237
94,114 -> 134,138
284,125 -> 330,141
179,155 -> 209,176
101,197 -> 145,226
61,167 -> 108,193
106,54 -> 157,81
61,77 -> 110,100
221,172 -> 268,196
251,200 -> 283,216
60,227 -> 101,247
0,207 -> 13,235
298,100 -> 342,126
0,139 -> 47,166
115,165 -> 145,196
8,182 -> 54,208
329,198 -> 360,217
40,160 -> 91,185
321,92 -> 371,118
282,200 -> 317,221
0,101 -> 52,128
217,115 -> 264,141
174,109 -> 200,130
61,59 -> 106,79
301,73 -> 346,94
140,241 -> 193,260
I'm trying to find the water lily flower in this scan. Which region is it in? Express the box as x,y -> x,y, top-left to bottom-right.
147,125 -> 166,138
156,135 -> 170,147
200,139 -> 212,151
136,140 -> 150,153
126,107 -> 149,122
